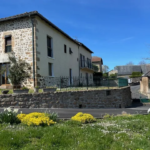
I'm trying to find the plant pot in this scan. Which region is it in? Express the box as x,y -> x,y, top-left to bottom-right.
42,88 -> 56,93
34,88 -> 39,93
13,89 -> 29,94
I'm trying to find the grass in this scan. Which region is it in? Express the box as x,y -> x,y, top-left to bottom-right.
0,114 -> 150,150
0,86 -> 120,95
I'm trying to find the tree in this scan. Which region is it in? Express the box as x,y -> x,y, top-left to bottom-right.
102,65 -> 109,73
1,55 -> 31,88
126,61 -> 134,66
139,61 -> 146,65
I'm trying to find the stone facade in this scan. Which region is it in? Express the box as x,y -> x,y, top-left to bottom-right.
0,87 -> 132,108
0,18 -> 34,88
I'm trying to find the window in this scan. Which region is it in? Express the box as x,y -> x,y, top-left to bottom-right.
80,54 -> 82,67
87,58 -> 91,68
48,63 -> 53,76
47,36 -> 53,57
80,54 -> 85,67
69,48 -> 73,54
5,36 -> 11,53
64,44 -> 67,53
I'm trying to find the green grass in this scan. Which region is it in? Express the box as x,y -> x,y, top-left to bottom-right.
0,86 -> 120,95
0,114 -> 149,150
0,89 -> 13,94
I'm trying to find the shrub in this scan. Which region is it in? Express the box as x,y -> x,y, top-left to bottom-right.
21,86 -> 29,90
48,112 -> 59,122
109,73 -> 117,79
129,72 -> 142,78
0,107 -> 20,124
71,112 -> 96,123
3,55 -> 31,88
17,112 -> 56,126
103,113 -> 113,119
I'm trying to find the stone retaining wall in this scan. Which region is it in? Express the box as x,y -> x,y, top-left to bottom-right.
0,87 -> 132,108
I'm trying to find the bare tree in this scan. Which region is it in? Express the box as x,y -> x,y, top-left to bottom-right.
102,65 -> 109,73
139,61 -> 146,65
126,62 -> 134,66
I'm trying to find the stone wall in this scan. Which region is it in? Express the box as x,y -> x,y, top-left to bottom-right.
0,87 -> 132,108
140,77 -> 149,94
0,18 -> 34,88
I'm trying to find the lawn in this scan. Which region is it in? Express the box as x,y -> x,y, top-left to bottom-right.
0,114 -> 149,150
0,86 -> 119,95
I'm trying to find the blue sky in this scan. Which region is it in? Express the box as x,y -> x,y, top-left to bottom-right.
0,0 -> 150,70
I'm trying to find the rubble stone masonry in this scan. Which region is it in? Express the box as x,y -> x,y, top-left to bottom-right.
0,18 -> 34,88
0,87 -> 132,108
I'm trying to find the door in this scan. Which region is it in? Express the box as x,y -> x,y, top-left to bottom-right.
0,63 -> 10,85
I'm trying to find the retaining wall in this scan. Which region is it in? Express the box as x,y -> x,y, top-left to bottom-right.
0,87 -> 132,108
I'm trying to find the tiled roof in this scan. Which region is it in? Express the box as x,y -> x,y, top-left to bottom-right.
0,11 -> 93,53
92,56 -> 103,64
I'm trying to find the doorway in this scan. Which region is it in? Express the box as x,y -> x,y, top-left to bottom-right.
69,69 -> 72,85
0,63 -> 10,86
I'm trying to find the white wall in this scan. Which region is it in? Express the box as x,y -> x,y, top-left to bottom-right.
36,16 -> 80,77
36,16 -> 93,78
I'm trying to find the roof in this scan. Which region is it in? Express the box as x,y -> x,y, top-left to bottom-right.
92,56 -> 103,64
116,65 -> 142,75
115,65 -> 150,75
0,11 -> 93,53
143,71 -> 150,77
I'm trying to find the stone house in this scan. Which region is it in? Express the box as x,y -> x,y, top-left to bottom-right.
0,11 -> 96,89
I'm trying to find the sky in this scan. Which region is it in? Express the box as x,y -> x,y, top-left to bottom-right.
0,0 -> 150,70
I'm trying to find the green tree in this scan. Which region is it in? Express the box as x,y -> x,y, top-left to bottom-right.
1,55 -> 31,88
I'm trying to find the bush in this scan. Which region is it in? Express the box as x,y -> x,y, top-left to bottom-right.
21,86 -> 29,90
71,112 -> 96,123
103,73 -> 108,78
103,113 -> 113,119
129,72 -> 142,78
48,112 -> 59,122
109,73 -> 117,79
17,112 -> 56,126
0,107 -> 20,124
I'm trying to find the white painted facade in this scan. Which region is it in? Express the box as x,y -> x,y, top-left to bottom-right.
35,16 -> 94,78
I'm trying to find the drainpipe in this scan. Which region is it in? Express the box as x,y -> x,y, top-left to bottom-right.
29,14 -> 35,87
78,44 -> 80,77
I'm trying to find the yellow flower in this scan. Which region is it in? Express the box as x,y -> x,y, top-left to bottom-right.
17,112 -> 56,126
17,114 -> 26,121
71,112 -> 96,123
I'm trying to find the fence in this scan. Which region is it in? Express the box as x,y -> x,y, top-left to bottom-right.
35,76 -> 128,91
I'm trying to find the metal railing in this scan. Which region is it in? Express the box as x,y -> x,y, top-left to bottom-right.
35,76 -> 129,91
80,60 -> 98,72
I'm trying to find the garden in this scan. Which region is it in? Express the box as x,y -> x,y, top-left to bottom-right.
0,107 -> 149,150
